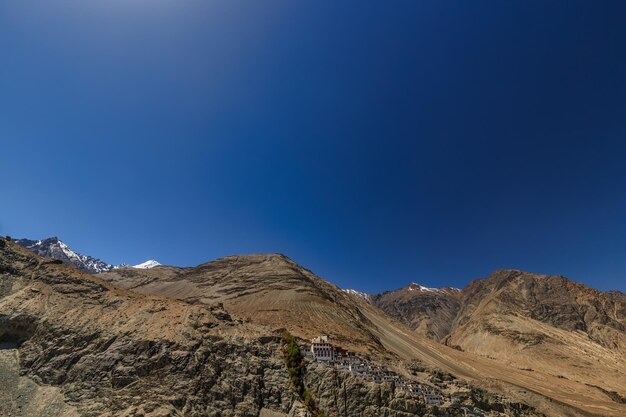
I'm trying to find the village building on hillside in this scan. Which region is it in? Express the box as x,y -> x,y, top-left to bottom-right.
310,335 -> 334,361
424,393 -> 443,405
308,335 -> 444,406
398,383 -> 422,395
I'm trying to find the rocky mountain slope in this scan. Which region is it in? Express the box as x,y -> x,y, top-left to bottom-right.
100,253 -> 626,416
3,237 -> 625,416
15,237 -> 161,274
445,270 -> 626,401
370,283 -> 462,341
100,254 -> 387,354
1,238 -> 549,417
451,269 -> 625,352
0,238 -> 305,417
15,237 -> 113,274
371,270 -> 626,415
371,270 -> 625,352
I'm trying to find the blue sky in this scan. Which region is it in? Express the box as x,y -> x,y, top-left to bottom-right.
1,1 -> 626,292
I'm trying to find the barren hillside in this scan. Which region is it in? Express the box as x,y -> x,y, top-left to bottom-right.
101,254 -> 626,416
370,283 -> 462,341
3,239 -> 548,417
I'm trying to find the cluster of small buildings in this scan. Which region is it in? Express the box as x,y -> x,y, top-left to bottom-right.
306,336 -> 444,406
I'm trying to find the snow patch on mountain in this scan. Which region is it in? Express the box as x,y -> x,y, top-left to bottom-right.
408,283 -> 440,292
343,288 -> 371,301
16,237 -> 113,274
16,237 -> 162,273
407,282 -> 461,294
132,260 -> 161,269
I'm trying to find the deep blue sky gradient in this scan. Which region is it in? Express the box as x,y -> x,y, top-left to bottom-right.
2,1 -> 626,292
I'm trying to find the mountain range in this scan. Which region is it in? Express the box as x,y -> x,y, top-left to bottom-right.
1,236 -> 625,417
14,237 -> 160,273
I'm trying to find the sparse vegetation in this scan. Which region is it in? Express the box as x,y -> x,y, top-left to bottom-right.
282,331 -> 325,417
431,369 -> 455,383
283,332 -> 305,395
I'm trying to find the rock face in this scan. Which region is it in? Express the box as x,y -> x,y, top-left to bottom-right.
99,255 -> 626,416
100,254 -> 388,355
371,284 -> 462,341
452,269 -> 626,352
372,269 -> 626,415
305,363 -> 539,417
443,270 -> 626,400
15,237 -> 113,274
0,239 -> 543,417
0,346 -> 79,417
0,239 -> 301,417
372,270 -> 625,353
2,238 -> 625,416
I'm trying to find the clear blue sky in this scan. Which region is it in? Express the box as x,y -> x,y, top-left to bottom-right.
1,1 -> 626,292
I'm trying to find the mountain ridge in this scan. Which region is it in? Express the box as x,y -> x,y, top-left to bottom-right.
15,237 -> 161,274
7,236 -> 626,416
15,237 -> 114,274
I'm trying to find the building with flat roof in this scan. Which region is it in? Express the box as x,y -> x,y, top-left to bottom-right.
310,335 -> 334,361
424,393 -> 443,405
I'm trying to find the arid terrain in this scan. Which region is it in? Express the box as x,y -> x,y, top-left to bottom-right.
368,270 -> 626,416
370,284 -> 463,341
2,237 -> 625,416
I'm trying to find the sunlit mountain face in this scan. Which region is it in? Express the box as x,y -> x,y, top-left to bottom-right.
2,1 -> 626,416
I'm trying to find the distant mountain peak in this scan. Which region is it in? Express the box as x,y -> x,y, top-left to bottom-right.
343,288 -> 371,301
15,237 -> 113,274
407,282 -> 440,292
16,237 -> 162,273
406,282 -> 460,293
132,260 -> 161,269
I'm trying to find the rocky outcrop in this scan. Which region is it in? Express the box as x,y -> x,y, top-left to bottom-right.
0,239 -> 301,417
2,239 -> 624,416
308,365 -> 426,416
0,346 -> 79,417
304,362 -> 540,417
99,253 -> 388,355
20,329 -> 297,416
15,237 -> 113,274
371,284 -> 462,341
453,269 -> 626,352
441,270 -> 626,409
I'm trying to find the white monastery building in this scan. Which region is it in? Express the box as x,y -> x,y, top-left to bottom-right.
310,335 -> 334,361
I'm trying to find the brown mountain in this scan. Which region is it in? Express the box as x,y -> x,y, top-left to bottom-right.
101,254 -> 626,416
0,239 -> 300,417
373,269 -> 626,414
372,270 -> 625,351
445,270 -> 626,402
450,269 -> 625,351
370,283 -> 462,341
1,239 -> 539,417
99,254 -> 388,354
3,238 -> 626,416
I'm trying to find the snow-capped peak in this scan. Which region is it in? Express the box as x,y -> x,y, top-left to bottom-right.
407,282 -> 461,294
343,288 -> 371,301
15,237 -> 113,274
16,237 -> 163,273
408,282 -> 440,292
57,240 -> 81,262
132,260 -> 161,269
